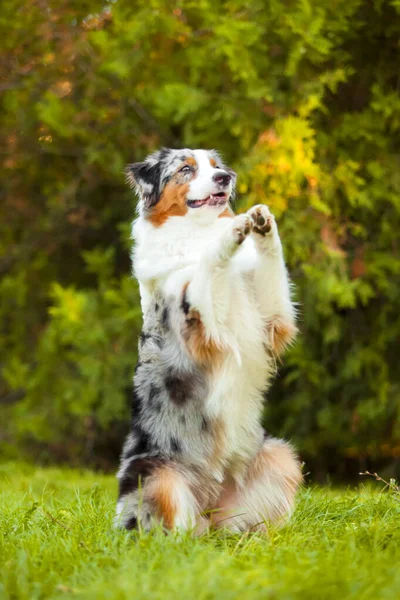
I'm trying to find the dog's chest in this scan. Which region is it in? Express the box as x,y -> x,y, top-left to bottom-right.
202,339 -> 270,479
135,216 -> 271,477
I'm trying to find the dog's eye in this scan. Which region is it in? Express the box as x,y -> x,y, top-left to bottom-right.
179,165 -> 192,173
214,165 -> 222,169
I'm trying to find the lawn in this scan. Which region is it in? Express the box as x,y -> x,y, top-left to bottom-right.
1,463 -> 399,600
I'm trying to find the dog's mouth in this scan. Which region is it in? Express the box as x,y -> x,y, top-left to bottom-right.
187,192 -> 228,208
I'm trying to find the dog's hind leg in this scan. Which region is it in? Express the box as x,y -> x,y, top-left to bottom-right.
211,437 -> 302,532
116,458 -> 205,532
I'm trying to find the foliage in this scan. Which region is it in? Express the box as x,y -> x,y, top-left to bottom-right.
1,0 -> 400,475
1,464 -> 400,599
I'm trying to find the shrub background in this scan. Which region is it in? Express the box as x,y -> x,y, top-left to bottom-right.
1,0 -> 399,478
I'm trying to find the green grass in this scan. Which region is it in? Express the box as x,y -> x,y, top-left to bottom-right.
1,463 -> 399,600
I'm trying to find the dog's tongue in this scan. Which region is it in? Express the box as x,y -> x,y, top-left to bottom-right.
189,198 -> 208,208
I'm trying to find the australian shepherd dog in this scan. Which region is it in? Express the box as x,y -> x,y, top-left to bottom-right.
115,148 -> 302,533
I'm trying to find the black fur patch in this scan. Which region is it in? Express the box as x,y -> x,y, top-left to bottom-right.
148,383 -> 162,406
131,387 -> 144,424
181,289 -> 190,315
125,516 -> 138,530
118,457 -> 164,498
164,374 -> 192,406
123,427 -> 153,460
140,332 -> 151,344
134,428 -> 153,455
170,438 -> 181,453
161,307 -> 169,327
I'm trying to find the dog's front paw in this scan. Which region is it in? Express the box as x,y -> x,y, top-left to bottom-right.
217,214 -> 253,262
232,214 -> 253,245
247,205 -> 281,254
248,205 -> 275,236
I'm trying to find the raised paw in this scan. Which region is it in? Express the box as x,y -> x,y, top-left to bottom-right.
232,214 -> 253,245
216,214 -> 254,262
248,204 -> 275,236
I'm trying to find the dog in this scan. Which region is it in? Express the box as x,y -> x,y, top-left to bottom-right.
116,148 -> 302,533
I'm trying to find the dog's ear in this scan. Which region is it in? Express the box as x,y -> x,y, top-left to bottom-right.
125,160 -> 162,210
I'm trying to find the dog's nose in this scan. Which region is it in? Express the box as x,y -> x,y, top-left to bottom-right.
213,172 -> 231,187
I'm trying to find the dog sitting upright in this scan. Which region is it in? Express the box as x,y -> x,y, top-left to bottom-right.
116,148 -> 302,533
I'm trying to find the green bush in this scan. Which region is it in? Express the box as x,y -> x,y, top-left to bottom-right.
1,0 -> 399,477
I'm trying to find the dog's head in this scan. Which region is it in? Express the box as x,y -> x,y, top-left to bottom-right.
126,148 -> 236,226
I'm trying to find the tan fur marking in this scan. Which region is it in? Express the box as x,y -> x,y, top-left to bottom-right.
184,314 -> 223,366
149,181 -> 189,227
218,206 -> 234,218
186,157 -> 197,168
268,318 -> 298,356
210,158 -> 217,167
148,467 -> 177,529
181,284 -> 223,368
209,441 -> 302,529
247,442 -> 302,498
